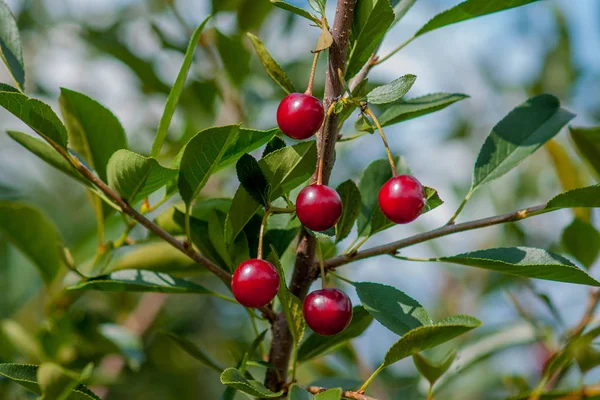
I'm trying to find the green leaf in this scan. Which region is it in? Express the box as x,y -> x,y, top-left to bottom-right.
6,130 -> 88,186
392,0 -> 417,25
66,270 -> 218,294
308,0 -> 326,15
220,367 -> 283,398
546,184 -> 600,211
59,88 -> 127,181
38,363 -> 84,400
179,125 -> 240,205
270,248 -> 305,343
263,227 -> 299,259
151,17 -> 210,157
366,74 -> 416,105
216,31 -> 250,87
346,0 -> 394,79
335,180 -> 362,243
298,306 -> 373,362
561,218 -> 600,269
163,333 -> 224,372
247,33 -> 296,94
222,127 -> 279,170
236,154 -> 270,207
438,247 -> 600,286
226,141 -> 316,243
315,388 -> 342,400
383,315 -> 481,367
570,126 -> 600,180
413,350 -> 456,386
263,136 -> 286,157
270,1 -> 320,24
0,2 -> 25,90
0,320 -> 46,362
353,282 -> 432,336
0,91 -> 68,149
472,94 -> 575,191
0,201 -> 62,285
288,384 -> 313,400
208,210 -> 234,270
0,363 -> 100,400
107,150 -> 177,205
415,0 -> 542,38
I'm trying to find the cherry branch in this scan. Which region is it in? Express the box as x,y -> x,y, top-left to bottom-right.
306,386 -> 379,400
322,204 -> 548,270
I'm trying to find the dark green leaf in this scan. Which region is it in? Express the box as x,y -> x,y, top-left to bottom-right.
222,127 -> 279,169
107,150 -> 177,205
570,126 -> 600,180
357,158 -> 396,236
315,388 -> 343,399
546,184 -> 600,211
298,306 -> 373,362
335,180 -> 362,243
366,74 -> 416,105
383,315 -> 481,367
270,0 -> 320,24
236,154 -> 270,207
439,247 -> 599,286
220,367 -> 283,398
163,333 -> 224,372
354,282 -> 432,336
216,31 -> 250,87
0,91 -> 68,149
263,227 -> 299,259
263,136 -> 286,157
59,88 -> 127,181
346,0 -> 394,79
415,0 -> 542,38
0,2 -> 25,90
38,362 -> 83,400
288,384 -> 313,400
413,350 -> 456,386
270,249 -> 305,343
151,17 -> 210,157
0,363 -> 100,400
422,186 -> 443,213
561,218 -> 600,269
179,125 -> 240,205
247,33 -> 296,94
66,270 -> 217,294
472,94 -> 575,191
0,201 -> 62,285
6,130 -> 88,186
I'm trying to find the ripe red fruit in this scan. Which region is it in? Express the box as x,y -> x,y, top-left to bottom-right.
378,175 -> 425,224
296,184 -> 342,232
277,92 -> 324,140
231,259 -> 280,308
303,288 -> 353,336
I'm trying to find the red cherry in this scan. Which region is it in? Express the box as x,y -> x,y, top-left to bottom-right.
303,288 -> 353,336
296,184 -> 342,232
277,93 -> 324,140
231,259 -> 280,308
378,175 -> 425,224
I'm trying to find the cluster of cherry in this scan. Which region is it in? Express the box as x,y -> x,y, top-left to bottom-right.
231,91 -> 426,336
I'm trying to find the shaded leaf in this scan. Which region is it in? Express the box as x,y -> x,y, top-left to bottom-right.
163,333 -> 223,372
220,367 -> 283,398
59,88 -> 127,181
247,33 -> 296,94
107,150 -> 177,205
383,315 -> 481,367
561,218 -> 600,269
0,2 -> 25,90
288,384 -> 313,400
151,17 -> 210,157
366,74 -> 416,105
0,201 -> 62,285
439,247 -> 599,286
472,94 -> 575,191
546,184 -> 600,210
335,180 -> 361,243
413,350 -> 456,386
263,227 -> 299,259
270,0 -> 320,24
270,249 -> 305,343
236,154 -> 270,207
38,362 -> 82,400
216,31 -> 250,87
263,136 -> 286,157
570,125 -> 600,180
222,127 -> 279,169
298,306 -> 373,362
354,282 -> 432,336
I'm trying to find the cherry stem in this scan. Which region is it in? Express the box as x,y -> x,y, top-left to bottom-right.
257,208 -> 271,260
317,103 -> 337,185
317,240 -> 326,289
305,50 -> 321,96
365,106 -> 397,177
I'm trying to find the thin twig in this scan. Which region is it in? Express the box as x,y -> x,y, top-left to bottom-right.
306,386 -> 379,400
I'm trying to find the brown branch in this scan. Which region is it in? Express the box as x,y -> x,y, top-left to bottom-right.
264,0 -> 358,392
306,386 -> 379,400
322,204 -> 548,271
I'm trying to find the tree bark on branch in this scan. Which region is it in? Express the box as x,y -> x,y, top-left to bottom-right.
264,0 -> 358,392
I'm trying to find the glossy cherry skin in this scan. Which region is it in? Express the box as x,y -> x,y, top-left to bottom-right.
378,175 -> 425,224
296,184 -> 342,232
303,288 -> 353,336
231,259 -> 280,308
277,92 -> 324,140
